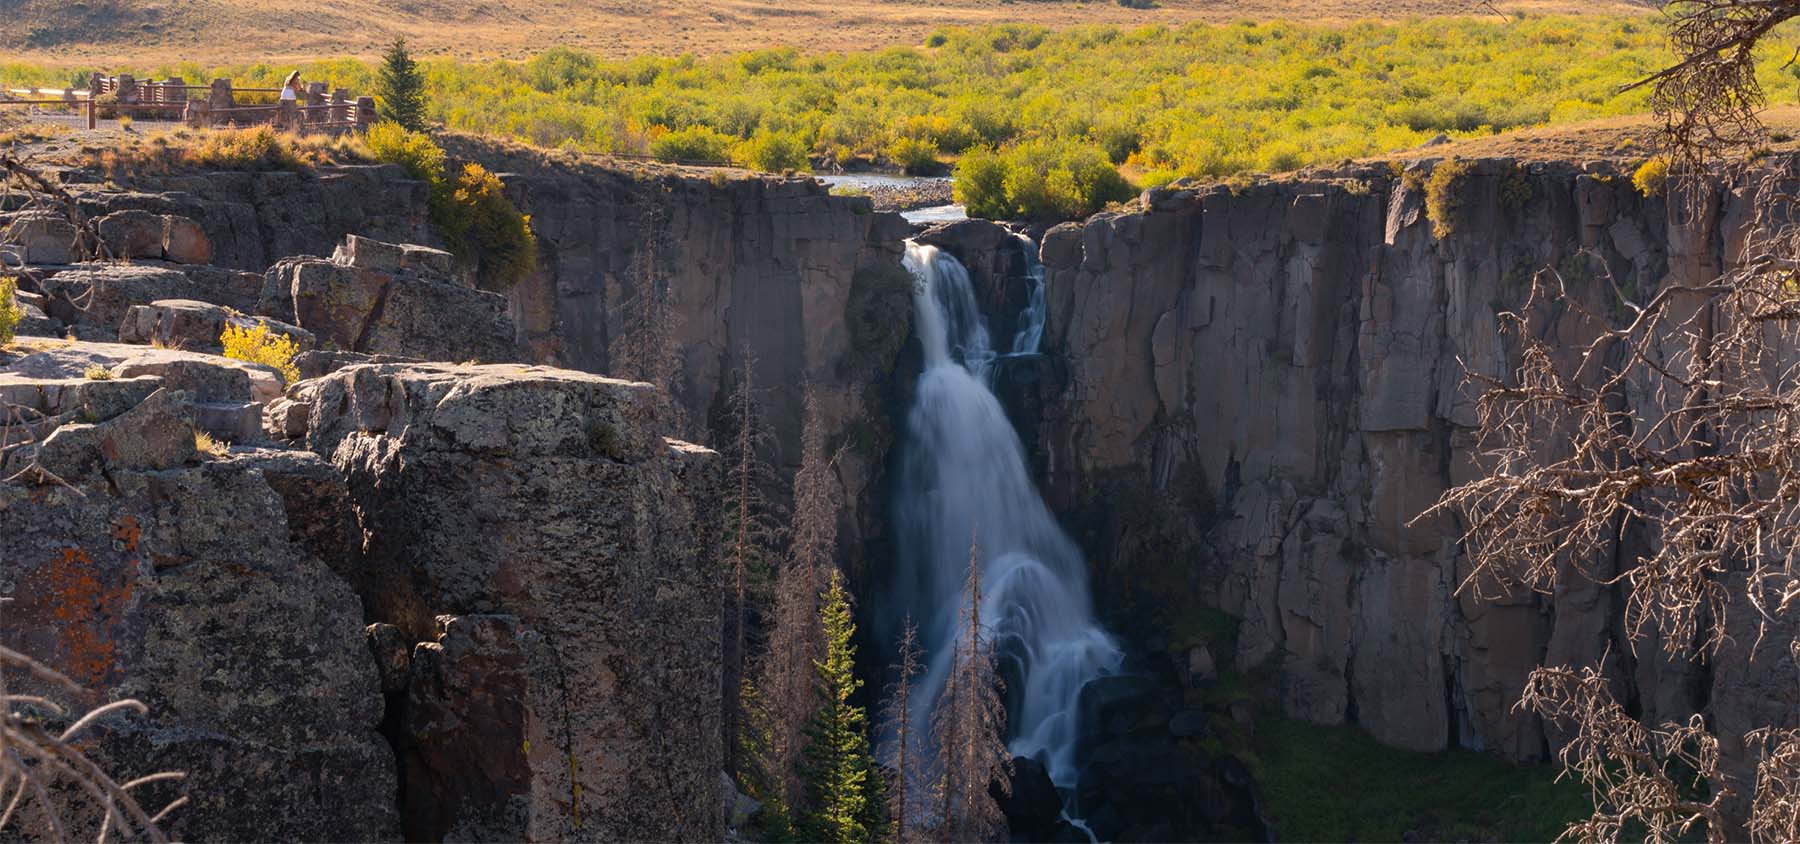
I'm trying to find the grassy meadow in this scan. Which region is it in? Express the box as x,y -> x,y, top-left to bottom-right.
8,15 -> 1800,217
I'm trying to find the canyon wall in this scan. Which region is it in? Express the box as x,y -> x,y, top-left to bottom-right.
102,148 -> 914,579
1032,158 -> 1783,767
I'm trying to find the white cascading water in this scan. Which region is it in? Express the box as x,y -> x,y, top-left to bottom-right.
895,240 -> 1122,791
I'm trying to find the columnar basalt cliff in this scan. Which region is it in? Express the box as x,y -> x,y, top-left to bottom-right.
92,148 -> 914,577
1033,159 -> 1780,765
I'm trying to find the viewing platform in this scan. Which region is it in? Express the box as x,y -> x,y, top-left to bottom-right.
2,73 -> 375,133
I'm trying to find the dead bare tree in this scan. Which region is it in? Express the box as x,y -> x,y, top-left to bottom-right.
1421,1 -> 1800,840
607,195 -> 687,436
882,615 -> 924,844
929,534 -> 1009,844
749,385 -> 840,821
1,602 -> 185,842
720,346 -> 786,780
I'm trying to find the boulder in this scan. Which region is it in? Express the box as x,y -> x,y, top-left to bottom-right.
39,264 -> 200,329
2,209 -> 79,264
94,209 -> 167,259
119,298 -> 315,353
333,233 -> 455,278
30,386 -> 197,478
162,214 -> 212,264
997,755 -> 1068,843
6,340 -> 279,403
266,236 -> 515,362
93,210 -> 211,264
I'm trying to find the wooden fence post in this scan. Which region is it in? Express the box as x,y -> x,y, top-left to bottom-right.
208,79 -> 233,127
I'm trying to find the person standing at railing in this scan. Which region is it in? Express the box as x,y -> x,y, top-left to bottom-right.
279,71 -> 302,130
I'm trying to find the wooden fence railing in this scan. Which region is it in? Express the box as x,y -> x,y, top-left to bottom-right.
0,74 -> 375,133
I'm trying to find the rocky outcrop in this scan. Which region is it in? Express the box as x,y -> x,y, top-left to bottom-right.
119,298 -> 315,352
258,235 -> 516,363
298,362 -> 723,842
1032,160 -> 1760,763
88,152 -> 914,599
0,362 -> 397,842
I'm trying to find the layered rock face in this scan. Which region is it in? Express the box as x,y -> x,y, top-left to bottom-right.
0,375 -> 397,841
1034,160 -> 1765,763
95,154 -> 912,578
298,362 -> 722,842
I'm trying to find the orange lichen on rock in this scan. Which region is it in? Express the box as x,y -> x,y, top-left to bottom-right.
41,546 -> 133,690
111,514 -> 141,552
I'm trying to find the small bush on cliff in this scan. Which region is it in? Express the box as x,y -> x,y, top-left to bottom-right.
650,125 -> 735,164
1632,155 -> 1669,197
366,120 -> 445,183
439,162 -> 539,290
0,276 -> 20,346
221,320 -> 300,384
366,124 -> 537,289
1423,157 -> 1473,239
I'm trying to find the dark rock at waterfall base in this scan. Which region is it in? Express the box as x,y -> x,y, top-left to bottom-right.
1065,665 -> 1269,843
998,755 -> 1071,843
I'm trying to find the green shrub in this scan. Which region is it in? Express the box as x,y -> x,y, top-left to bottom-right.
734,130 -> 811,172
649,125 -> 735,164
956,138 -> 1136,221
886,136 -> 940,175
83,364 -> 113,380
365,121 -> 446,183
0,276 -> 20,346
1633,155 -> 1669,197
1424,157 -> 1473,239
440,162 -> 539,290
952,147 -> 1011,220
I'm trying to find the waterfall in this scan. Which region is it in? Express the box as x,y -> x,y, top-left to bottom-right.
894,241 -> 1122,792
1010,233 -> 1047,356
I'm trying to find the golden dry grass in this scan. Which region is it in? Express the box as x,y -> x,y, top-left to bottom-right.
13,0 -> 1650,64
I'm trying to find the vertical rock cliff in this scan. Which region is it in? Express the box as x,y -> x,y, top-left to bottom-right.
1035,158 -> 1774,762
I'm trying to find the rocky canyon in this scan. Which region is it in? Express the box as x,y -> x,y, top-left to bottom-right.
3,139 -> 1790,840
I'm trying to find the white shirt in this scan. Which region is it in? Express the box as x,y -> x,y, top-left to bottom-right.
280,86 -> 297,101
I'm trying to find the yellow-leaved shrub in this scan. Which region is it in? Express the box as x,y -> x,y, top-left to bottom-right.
220,321 -> 301,385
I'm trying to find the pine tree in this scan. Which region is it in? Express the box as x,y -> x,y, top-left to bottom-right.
721,347 -> 785,779
374,38 -> 428,132
931,533 -> 1012,843
801,570 -> 875,844
882,615 -> 925,843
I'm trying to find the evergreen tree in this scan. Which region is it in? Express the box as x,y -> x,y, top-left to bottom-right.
931,533 -> 1012,843
882,616 -> 925,843
720,347 -> 785,779
375,38 -> 428,132
801,570 -> 875,844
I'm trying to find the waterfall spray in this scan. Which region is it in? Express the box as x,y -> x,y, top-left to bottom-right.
893,240 -> 1122,794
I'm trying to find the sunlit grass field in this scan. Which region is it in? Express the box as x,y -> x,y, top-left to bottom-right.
9,16 -> 1799,210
